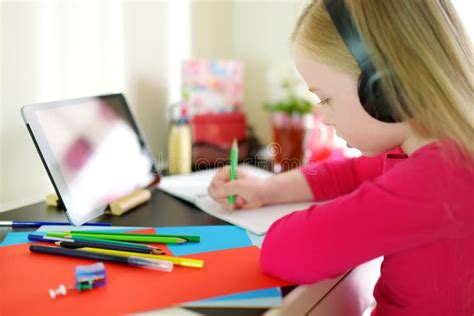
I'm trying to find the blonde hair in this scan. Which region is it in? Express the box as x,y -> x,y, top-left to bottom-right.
292,0 -> 474,162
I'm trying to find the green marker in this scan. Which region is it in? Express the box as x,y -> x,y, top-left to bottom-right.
228,139 -> 238,208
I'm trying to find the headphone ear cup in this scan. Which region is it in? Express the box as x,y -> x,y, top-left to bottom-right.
358,71 -> 400,123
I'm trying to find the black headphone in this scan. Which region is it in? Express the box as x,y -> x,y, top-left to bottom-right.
323,0 -> 401,123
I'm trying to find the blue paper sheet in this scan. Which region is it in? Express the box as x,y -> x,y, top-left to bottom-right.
154,225 -> 253,256
183,287 -> 283,308
0,226 -> 137,247
0,232 -> 32,247
205,287 -> 281,301
0,226 -> 252,251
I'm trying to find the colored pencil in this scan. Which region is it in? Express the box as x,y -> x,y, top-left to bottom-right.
46,233 -> 160,250
55,240 -> 165,255
0,220 -> 111,227
69,235 -> 158,249
79,247 -> 204,268
68,230 -> 200,242
47,232 -> 187,244
29,234 -> 164,253
228,139 -> 238,207
46,233 -> 151,247
30,233 -> 155,250
29,245 -> 173,272
28,234 -> 73,243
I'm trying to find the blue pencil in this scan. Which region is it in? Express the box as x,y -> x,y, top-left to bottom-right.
0,220 -> 111,228
28,234 -> 73,243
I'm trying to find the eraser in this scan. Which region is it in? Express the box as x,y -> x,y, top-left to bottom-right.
108,189 -> 151,216
45,193 -> 59,207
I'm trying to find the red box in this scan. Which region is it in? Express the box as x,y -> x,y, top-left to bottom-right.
191,112 -> 248,166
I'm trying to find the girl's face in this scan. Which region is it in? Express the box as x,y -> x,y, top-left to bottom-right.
294,46 -> 407,156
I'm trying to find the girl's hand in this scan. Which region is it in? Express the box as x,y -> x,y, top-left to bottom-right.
208,166 -> 268,210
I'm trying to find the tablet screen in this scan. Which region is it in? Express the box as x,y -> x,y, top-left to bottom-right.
22,94 -> 159,225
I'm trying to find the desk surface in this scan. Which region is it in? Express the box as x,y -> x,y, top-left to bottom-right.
0,189 -> 225,227
0,188 -> 380,316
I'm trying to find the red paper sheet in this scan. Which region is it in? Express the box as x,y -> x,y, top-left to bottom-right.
0,229 -> 290,315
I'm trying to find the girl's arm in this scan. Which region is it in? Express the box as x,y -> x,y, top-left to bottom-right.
259,168 -> 314,205
260,151 -> 471,284
261,149 -> 398,205
300,151 -> 389,202
209,150 -> 394,209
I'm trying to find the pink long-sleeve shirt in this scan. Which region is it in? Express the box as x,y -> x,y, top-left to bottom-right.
261,142 -> 474,315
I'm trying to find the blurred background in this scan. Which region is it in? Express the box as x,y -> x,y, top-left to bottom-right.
1,0 -> 472,212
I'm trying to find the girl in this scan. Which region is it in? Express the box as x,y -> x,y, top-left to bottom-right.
209,0 -> 473,315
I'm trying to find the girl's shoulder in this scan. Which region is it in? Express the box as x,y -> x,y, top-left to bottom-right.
365,140 -> 473,236
407,140 -> 474,175
379,140 -> 473,222
386,140 -> 472,171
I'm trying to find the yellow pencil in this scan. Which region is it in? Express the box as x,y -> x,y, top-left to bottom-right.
78,247 -> 204,268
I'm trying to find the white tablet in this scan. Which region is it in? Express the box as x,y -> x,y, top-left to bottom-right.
21,94 -> 160,225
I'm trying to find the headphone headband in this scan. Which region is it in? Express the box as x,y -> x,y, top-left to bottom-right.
323,0 -> 373,75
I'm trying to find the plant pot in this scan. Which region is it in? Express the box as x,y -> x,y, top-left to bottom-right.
270,112 -> 310,173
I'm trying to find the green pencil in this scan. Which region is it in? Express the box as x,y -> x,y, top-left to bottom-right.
47,232 -> 187,244
68,230 -> 200,242
228,139 -> 238,208
46,233 -> 152,248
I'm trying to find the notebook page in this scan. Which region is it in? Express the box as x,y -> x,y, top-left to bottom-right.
158,165 -> 273,204
159,169 -> 216,203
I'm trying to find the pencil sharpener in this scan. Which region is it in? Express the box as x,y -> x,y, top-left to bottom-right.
75,262 -> 107,291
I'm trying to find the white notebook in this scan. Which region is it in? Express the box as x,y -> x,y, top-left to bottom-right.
159,165 -> 313,235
